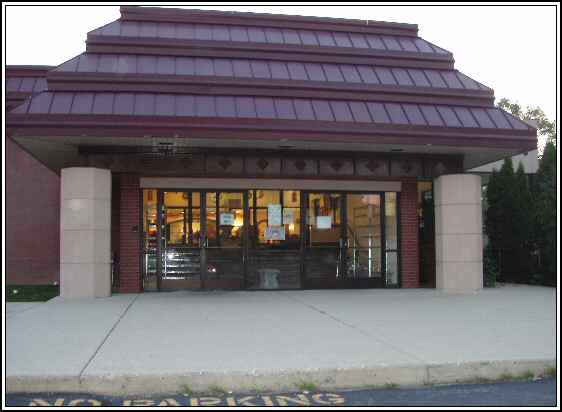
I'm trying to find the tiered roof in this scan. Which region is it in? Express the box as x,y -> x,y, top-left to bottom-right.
6,66 -> 51,110
7,6 -> 536,153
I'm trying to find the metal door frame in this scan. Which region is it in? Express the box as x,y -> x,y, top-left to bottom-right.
148,188 -> 396,291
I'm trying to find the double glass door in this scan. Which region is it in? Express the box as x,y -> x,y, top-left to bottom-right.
302,193 -> 385,288
142,189 -> 398,290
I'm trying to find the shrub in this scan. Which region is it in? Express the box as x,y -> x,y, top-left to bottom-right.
483,245 -> 498,287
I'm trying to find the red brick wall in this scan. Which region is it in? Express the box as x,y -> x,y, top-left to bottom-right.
5,138 -> 60,285
118,174 -> 142,293
400,178 -> 420,288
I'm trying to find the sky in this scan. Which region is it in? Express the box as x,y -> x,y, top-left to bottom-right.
4,3 -> 558,146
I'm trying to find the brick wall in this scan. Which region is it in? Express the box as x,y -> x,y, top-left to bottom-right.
118,174 -> 142,293
400,178 -> 420,288
5,137 -> 60,285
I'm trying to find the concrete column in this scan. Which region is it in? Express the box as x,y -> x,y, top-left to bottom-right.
60,167 -> 111,298
434,174 -> 483,293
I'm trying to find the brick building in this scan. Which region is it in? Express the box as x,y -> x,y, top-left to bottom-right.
6,66 -> 60,285
6,6 -> 537,297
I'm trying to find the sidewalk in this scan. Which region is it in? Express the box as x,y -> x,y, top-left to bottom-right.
6,285 -> 556,395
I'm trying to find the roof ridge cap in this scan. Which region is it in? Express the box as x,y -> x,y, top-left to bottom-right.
119,6 -> 419,37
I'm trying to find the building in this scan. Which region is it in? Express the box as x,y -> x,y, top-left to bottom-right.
6,66 -> 60,285
6,6 -> 537,297
469,148 -> 539,178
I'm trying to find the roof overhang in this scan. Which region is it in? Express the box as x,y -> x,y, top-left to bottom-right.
8,114 -> 536,173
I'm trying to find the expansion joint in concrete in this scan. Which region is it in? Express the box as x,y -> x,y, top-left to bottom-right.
78,295 -> 140,380
281,293 -> 426,365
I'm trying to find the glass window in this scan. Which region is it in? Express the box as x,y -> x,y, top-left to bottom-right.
142,189 -> 158,291
346,194 -> 382,279
206,192 -> 244,246
418,181 -> 435,287
384,192 -> 399,286
283,190 -> 300,207
385,192 -> 398,251
385,251 -> 399,285
163,191 -> 188,207
307,193 -> 341,245
256,189 -> 280,207
249,190 -> 300,248
205,192 -> 217,246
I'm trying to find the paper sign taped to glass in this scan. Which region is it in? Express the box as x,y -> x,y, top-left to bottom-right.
265,226 -> 285,240
316,216 -> 332,229
268,204 -> 282,226
220,213 -> 235,225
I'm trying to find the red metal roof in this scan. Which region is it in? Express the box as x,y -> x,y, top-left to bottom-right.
5,65 -> 52,110
12,91 -> 530,131
54,53 -> 486,90
88,20 -> 449,56
7,6 -> 536,154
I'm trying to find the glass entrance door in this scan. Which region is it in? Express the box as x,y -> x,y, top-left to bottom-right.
159,191 -> 203,289
344,193 -> 384,287
204,192 -> 246,289
303,192 -> 344,288
141,188 -> 400,291
246,190 -> 302,290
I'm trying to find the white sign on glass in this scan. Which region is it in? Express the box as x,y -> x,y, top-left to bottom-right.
316,216 -> 332,229
220,213 -> 235,225
268,204 -> 282,226
265,226 -> 285,241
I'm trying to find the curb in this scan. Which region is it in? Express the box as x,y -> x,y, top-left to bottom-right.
6,359 -> 555,396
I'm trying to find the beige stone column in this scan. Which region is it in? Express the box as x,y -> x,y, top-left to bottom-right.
434,174 -> 483,293
60,167 -> 111,298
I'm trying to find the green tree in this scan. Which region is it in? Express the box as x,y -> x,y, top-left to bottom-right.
496,98 -> 557,285
512,162 -> 533,282
485,158 -> 513,281
533,141 -> 557,285
497,98 -> 556,147
484,157 -> 535,283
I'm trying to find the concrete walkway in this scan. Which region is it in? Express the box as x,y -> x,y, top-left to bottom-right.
6,285 -> 556,395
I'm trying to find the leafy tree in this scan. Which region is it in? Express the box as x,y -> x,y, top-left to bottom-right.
497,98 -> 556,148
485,157 -> 513,281
512,162 -> 533,282
493,98 -> 557,285
532,141 -> 557,285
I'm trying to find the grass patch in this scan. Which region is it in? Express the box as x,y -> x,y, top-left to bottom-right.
6,285 -> 59,302
384,382 -> 398,389
296,381 -> 317,392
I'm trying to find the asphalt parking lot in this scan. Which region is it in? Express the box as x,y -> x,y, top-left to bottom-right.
6,379 -> 557,407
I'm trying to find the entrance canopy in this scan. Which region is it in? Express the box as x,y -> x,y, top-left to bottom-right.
7,6 -> 537,171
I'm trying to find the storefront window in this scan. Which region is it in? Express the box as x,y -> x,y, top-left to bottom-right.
346,194 -> 382,279
142,189 -> 158,291
140,188 -> 402,290
307,193 -> 341,245
385,192 -> 399,286
247,189 -> 302,290
249,190 -> 300,248
418,181 -> 435,287
207,192 -> 244,248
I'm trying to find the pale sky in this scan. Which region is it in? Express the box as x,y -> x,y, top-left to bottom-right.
4,3 -> 558,141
